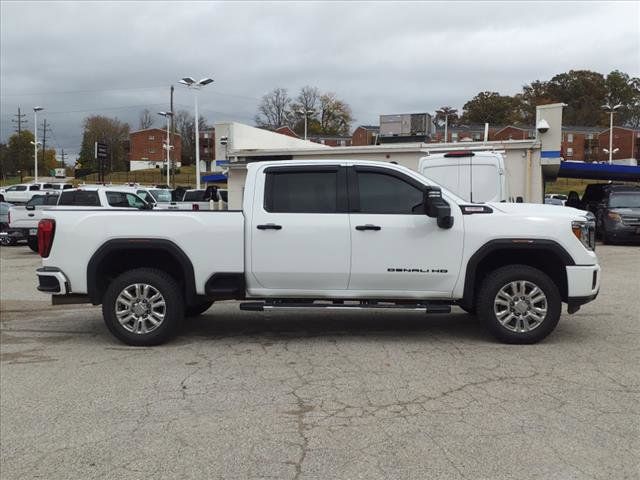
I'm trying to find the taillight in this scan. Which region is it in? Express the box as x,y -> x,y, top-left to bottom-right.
7,210 -> 10,225
38,219 -> 56,258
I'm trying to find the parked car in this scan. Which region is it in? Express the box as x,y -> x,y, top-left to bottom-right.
9,193 -> 60,251
0,183 -> 55,203
0,201 -> 25,246
594,185 -> 640,244
56,187 -> 151,209
36,160 -> 599,347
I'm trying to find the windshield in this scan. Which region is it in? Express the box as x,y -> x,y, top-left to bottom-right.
149,189 -> 173,202
183,190 -> 205,202
609,192 -> 640,208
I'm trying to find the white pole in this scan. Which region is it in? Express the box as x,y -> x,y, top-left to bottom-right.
609,110 -> 614,165
304,112 -> 308,141
444,114 -> 448,143
34,109 -> 38,182
194,89 -> 201,189
165,115 -> 171,187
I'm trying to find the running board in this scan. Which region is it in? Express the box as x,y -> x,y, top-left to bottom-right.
239,301 -> 451,314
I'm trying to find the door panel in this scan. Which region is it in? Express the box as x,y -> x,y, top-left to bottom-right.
249,166 -> 351,291
348,167 -> 464,296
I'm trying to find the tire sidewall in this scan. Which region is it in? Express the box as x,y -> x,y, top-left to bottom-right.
478,265 -> 561,344
27,236 -> 38,252
102,269 -> 184,346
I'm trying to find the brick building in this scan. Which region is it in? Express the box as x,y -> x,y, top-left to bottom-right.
597,126 -> 640,162
351,125 -> 380,146
491,126 -> 535,141
129,128 -> 182,171
274,126 -> 299,138
199,128 -> 216,165
308,135 -> 352,147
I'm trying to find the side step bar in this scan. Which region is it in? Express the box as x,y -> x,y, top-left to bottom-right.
239,301 -> 451,314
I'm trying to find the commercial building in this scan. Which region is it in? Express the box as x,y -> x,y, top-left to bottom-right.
215,104 -> 567,210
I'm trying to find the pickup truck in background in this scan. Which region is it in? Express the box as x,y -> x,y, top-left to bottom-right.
9,193 -> 60,251
0,183 -> 56,203
36,160 -> 600,346
10,187 -> 151,252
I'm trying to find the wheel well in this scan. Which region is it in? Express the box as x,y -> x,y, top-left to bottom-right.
87,241 -> 196,305
465,248 -> 569,307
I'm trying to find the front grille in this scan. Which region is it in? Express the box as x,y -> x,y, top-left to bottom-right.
621,215 -> 640,227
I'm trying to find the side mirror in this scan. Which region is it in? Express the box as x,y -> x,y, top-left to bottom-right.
26,205 -> 35,211
515,196 -> 524,203
423,187 -> 454,229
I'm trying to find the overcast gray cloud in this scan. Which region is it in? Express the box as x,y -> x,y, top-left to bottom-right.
1,0 -> 638,161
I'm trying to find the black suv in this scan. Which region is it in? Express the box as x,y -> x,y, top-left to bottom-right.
595,185 -> 640,244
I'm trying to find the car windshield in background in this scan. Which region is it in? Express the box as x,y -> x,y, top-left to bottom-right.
609,192 -> 640,208
149,189 -> 173,202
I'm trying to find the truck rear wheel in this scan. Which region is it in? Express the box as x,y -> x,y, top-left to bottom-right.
477,265 -> 561,344
102,268 -> 184,346
27,236 -> 39,252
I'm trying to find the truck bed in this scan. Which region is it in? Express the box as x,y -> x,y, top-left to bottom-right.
41,209 -> 245,295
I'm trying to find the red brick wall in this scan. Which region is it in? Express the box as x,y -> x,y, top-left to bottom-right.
561,132 -> 585,161
491,127 -> 529,141
597,128 -> 637,161
129,128 -> 182,163
352,127 -> 377,146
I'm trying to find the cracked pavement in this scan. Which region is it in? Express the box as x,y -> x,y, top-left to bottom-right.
1,245 -> 639,479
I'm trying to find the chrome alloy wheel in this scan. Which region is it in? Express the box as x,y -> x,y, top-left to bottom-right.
115,283 -> 166,334
493,280 -> 548,333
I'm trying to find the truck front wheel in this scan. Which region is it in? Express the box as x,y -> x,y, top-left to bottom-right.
102,268 -> 184,346
477,265 -> 561,344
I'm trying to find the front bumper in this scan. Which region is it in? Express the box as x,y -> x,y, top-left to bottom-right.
566,264 -> 600,313
36,267 -> 69,294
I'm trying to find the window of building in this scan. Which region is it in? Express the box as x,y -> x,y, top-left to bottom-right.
567,133 -> 574,143
148,135 -> 155,140
356,171 -> 424,215
265,170 -> 337,213
566,147 -> 574,156
340,140 -> 346,146
148,148 -> 155,154
452,132 -> 458,140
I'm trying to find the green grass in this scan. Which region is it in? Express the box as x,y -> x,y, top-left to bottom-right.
545,178 -> 594,196
81,166 -> 201,187
0,176 -> 22,187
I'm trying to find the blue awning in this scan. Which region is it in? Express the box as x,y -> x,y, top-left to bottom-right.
201,173 -> 228,183
558,162 -> 640,182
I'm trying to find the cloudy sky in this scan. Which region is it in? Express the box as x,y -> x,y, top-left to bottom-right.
1,1 -> 638,161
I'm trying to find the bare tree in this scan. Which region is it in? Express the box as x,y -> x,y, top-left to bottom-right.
139,109 -> 154,129
255,88 -> 292,129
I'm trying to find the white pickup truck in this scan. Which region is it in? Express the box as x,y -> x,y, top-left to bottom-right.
36,160 -> 600,346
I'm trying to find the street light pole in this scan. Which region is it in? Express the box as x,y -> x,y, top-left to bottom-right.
179,77 -> 213,190
297,108 -> 314,140
158,111 -> 174,187
602,102 -> 622,165
444,114 -> 448,143
33,107 -> 43,181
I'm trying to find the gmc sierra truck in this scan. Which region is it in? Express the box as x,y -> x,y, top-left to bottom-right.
36,160 -> 600,346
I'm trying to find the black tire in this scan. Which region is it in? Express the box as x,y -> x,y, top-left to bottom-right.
27,236 -> 38,253
477,265 -> 561,344
102,268 -> 184,346
185,300 -> 213,317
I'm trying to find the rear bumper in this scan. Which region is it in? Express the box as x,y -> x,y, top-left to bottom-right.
36,267 -> 69,294
566,264 -> 600,312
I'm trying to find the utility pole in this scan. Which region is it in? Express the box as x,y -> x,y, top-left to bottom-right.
12,107 -> 27,133
60,148 -> 67,168
41,119 -> 48,155
170,85 -> 175,182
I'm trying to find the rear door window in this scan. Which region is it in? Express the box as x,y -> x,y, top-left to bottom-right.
264,170 -> 338,213
58,191 -> 100,206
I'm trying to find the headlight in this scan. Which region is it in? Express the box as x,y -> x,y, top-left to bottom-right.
572,220 -> 596,251
607,212 -> 622,222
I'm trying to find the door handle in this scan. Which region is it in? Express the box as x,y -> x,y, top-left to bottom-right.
355,224 -> 381,231
257,223 -> 282,230
28,214 -> 35,217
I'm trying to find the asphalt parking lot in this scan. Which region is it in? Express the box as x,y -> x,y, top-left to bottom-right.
1,244 -> 639,480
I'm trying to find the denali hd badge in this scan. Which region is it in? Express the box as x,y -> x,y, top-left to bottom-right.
387,268 -> 448,273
